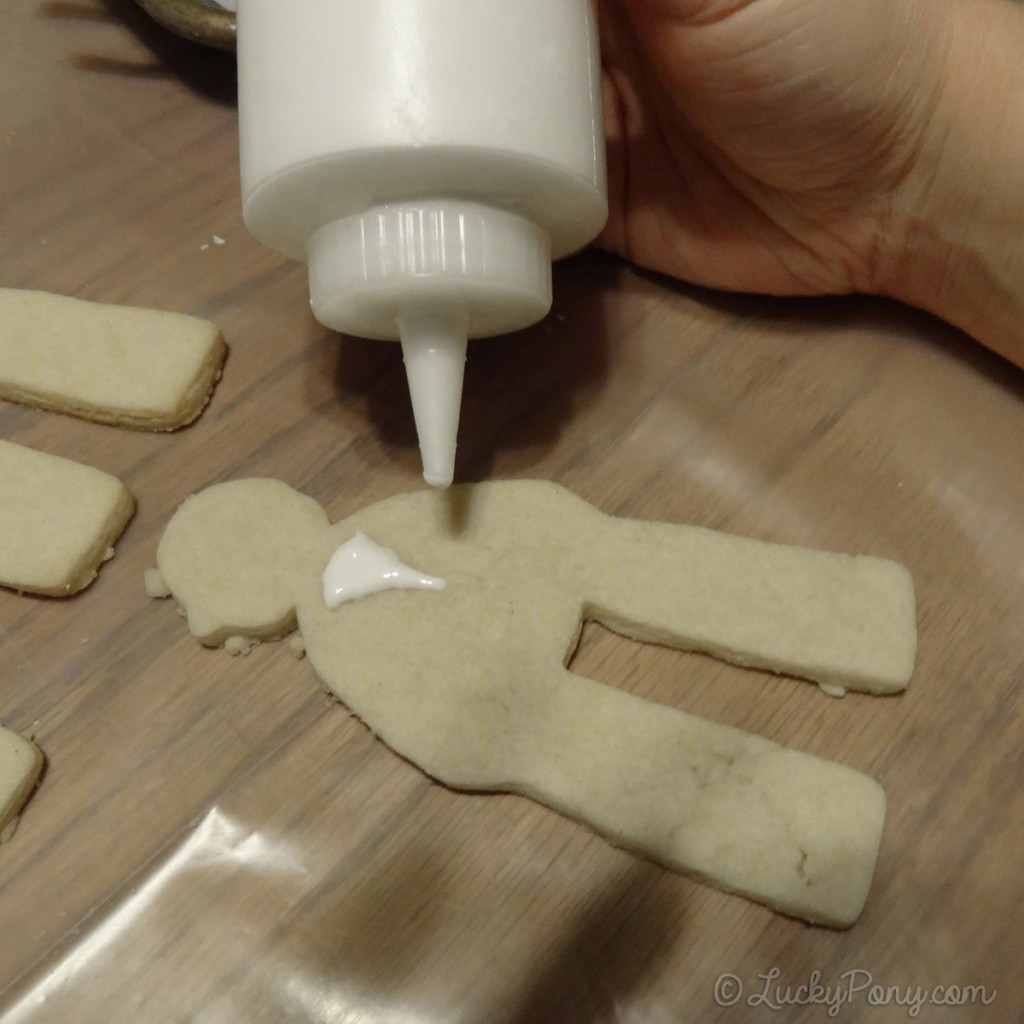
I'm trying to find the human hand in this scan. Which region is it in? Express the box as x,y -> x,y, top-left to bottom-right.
597,0 -> 948,296
597,0 -> 1024,368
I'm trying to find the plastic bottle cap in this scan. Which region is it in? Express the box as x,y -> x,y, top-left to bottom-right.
306,200 -> 553,486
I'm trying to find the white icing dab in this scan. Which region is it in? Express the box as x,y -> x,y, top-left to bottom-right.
322,532 -> 446,609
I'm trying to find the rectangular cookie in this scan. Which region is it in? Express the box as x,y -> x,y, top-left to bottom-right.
0,727 -> 44,843
0,440 -> 134,596
0,287 -> 226,429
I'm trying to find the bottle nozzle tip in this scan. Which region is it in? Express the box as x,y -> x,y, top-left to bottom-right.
423,468 -> 454,489
399,312 -> 467,490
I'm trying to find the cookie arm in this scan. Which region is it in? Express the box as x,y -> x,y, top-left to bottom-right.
577,515 -> 916,694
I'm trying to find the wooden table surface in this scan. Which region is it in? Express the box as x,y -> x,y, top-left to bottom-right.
1,3 -> 1021,1022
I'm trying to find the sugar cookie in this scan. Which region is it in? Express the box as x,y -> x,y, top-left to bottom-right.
0,288 -> 226,429
0,727 -> 44,843
154,479 -> 917,925
0,440 -> 134,596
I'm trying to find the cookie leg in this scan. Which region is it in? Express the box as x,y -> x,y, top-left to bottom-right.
0,440 -> 134,597
512,666 -> 884,927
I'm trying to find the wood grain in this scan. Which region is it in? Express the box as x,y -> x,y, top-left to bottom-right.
1,2 -> 1021,1021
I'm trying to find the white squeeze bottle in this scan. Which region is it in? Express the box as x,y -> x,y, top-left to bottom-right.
236,0 -> 608,486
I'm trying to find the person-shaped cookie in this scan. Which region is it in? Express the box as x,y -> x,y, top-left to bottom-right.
155,479 -> 916,926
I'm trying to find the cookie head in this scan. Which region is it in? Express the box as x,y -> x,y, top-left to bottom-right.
157,478 -> 329,645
